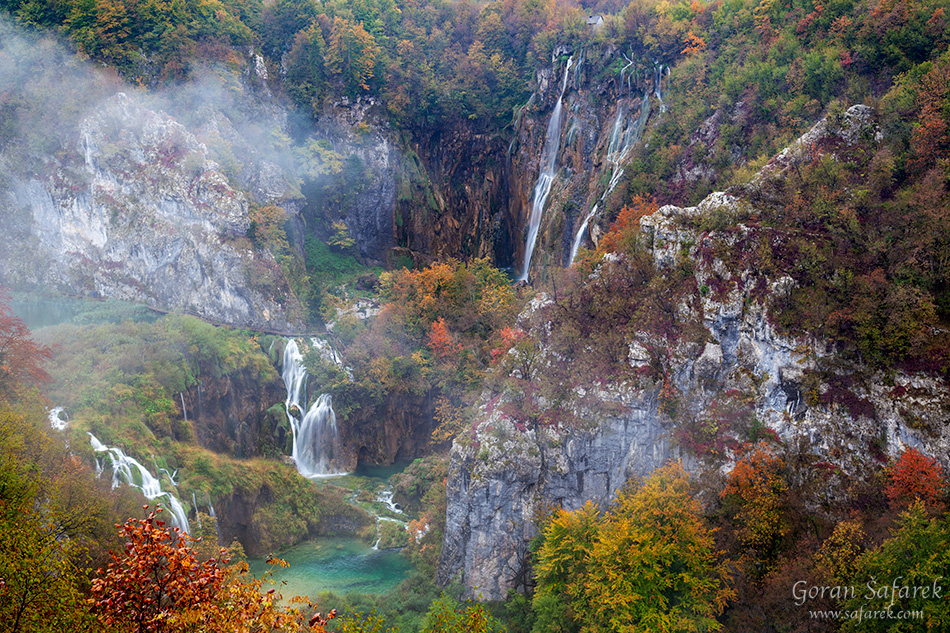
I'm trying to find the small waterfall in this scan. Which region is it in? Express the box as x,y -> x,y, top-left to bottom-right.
282,339 -> 345,478
192,492 -> 203,530
654,63 -> 669,113
569,204 -> 598,264
48,406 -> 68,431
89,433 -> 190,533
376,487 -> 404,515
158,466 -> 179,486
620,54 -> 636,95
180,392 -> 187,422
371,487 -> 407,550
517,55 -> 574,283
372,517 -> 408,550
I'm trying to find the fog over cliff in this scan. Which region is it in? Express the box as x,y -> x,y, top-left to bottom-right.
0,16 -> 384,329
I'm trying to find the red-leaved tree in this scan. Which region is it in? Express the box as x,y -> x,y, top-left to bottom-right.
885,447 -> 945,509
0,290 -> 52,401
91,507 -> 334,633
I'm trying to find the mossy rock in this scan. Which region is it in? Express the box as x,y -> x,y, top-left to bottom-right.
375,520 -> 409,549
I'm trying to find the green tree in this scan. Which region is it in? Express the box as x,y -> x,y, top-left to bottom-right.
421,595 -> 504,633
840,502 -> 950,632
325,16 -> 380,94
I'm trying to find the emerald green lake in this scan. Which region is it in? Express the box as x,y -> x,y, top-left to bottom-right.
248,537 -> 412,599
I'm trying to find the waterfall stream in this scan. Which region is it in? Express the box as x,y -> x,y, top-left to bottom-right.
517,55 -> 573,283
88,433 -> 190,533
282,339 -> 345,478
568,76 -> 655,264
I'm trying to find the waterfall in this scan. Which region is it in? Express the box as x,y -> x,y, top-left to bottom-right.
158,466 -> 179,486
620,54 -> 636,95
376,487 -> 404,515
282,339 -> 345,478
569,204 -> 598,264
569,90 -> 651,264
48,406 -> 68,431
516,55 -> 573,283
654,63 -> 669,113
192,492 -> 203,530
88,433 -> 190,533
371,487 -> 407,550
180,392 -> 187,422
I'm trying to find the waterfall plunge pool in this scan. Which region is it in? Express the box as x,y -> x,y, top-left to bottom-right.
247,463 -> 417,600
248,537 -> 413,599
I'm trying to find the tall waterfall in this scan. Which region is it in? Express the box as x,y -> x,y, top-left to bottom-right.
568,79 -> 654,264
516,56 -> 574,283
89,433 -> 190,533
282,339 -> 345,478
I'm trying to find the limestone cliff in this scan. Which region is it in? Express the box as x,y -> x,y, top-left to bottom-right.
182,364 -> 289,459
507,48 -> 666,278
437,105 -> 950,600
1,91 -> 302,330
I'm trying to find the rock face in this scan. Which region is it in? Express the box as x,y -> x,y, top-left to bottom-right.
1,92 -> 301,330
307,97 -> 398,263
507,50 -> 664,277
342,390 -> 436,467
437,401 -> 685,599
183,364 -> 288,459
437,105 -> 950,601
398,123 -> 512,264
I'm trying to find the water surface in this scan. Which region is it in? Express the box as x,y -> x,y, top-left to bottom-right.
248,537 -> 412,599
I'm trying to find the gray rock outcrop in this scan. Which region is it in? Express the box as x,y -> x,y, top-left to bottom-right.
2,92 -> 300,330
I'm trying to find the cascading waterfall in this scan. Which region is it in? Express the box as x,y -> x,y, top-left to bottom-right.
48,406 -> 68,431
377,487 -> 404,515
516,55 -> 574,283
371,486 -> 407,550
192,492 -> 203,530
568,73 -> 656,264
180,392 -> 187,422
89,433 -> 190,533
282,339 -> 345,478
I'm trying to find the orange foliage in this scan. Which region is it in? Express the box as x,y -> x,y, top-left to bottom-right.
885,447 -> 945,509
91,507 -> 332,633
682,31 -> 706,56
490,326 -> 526,364
427,318 -> 459,360
593,196 -> 658,258
911,58 -> 950,174
721,444 -> 789,568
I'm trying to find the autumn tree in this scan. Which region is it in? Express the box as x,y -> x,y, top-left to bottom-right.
325,16 -> 379,94
720,443 -> 789,572
428,318 -> 459,361
91,507 -> 333,633
840,502 -> 950,632
0,290 -> 52,401
421,595 -> 504,633
532,501 -> 600,633
0,399 -> 117,633
884,447 -> 945,509
587,196 -> 657,261
533,462 -> 733,633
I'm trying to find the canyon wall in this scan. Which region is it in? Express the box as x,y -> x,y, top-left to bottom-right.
437,105 -> 950,600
